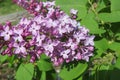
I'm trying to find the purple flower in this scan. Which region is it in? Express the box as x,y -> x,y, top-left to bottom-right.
19,18 -> 31,26
84,36 -> 95,46
13,28 -> 24,42
79,27 -> 89,34
2,47 -> 12,56
35,34 -> 45,46
70,9 -> 78,15
35,5 -> 41,12
43,1 -> 55,7
45,19 -> 57,28
29,22 -> 40,35
13,42 -> 27,55
33,15 -> 43,24
61,49 -> 70,59
74,52 -> 81,60
65,38 -> 78,50
73,31 -> 85,43
43,40 -> 59,55
0,0 -> 95,66
0,25 -> 12,41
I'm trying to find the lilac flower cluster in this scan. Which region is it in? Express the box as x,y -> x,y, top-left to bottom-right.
0,0 -> 95,66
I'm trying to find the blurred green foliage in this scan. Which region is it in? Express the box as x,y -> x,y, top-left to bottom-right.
0,0 -> 23,15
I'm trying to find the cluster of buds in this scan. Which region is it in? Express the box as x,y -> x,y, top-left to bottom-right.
0,0 -> 95,66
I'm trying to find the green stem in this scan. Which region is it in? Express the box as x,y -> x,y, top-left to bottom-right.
88,0 -> 98,15
41,71 -> 46,80
88,0 -> 105,25
56,72 -> 62,80
97,66 -> 100,80
53,64 -> 62,80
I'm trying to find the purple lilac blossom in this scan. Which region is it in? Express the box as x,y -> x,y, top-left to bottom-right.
70,9 -> 78,15
0,0 -> 95,66
0,25 -> 13,41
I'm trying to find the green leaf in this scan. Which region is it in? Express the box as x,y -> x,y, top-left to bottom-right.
98,11 -> 120,22
46,70 -> 57,80
95,38 -> 108,57
0,55 -> 8,63
81,11 -> 105,34
114,55 -> 120,69
40,54 -> 50,60
37,59 -> 53,71
56,0 -> 87,19
99,65 -> 110,70
96,0 -> 106,12
40,71 -> 46,80
77,77 -> 83,80
59,62 -> 87,80
111,0 -> 120,12
7,55 -> 15,67
16,63 -> 34,80
109,42 -> 120,56
115,33 -> 120,40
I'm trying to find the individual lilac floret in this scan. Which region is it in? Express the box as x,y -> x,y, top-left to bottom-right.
84,36 -> 95,46
70,9 -> 78,15
0,25 -> 13,41
12,28 -> 24,42
70,9 -> 78,19
29,22 -> 40,35
35,34 -> 45,46
0,0 -> 95,66
13,42 -> 27,55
